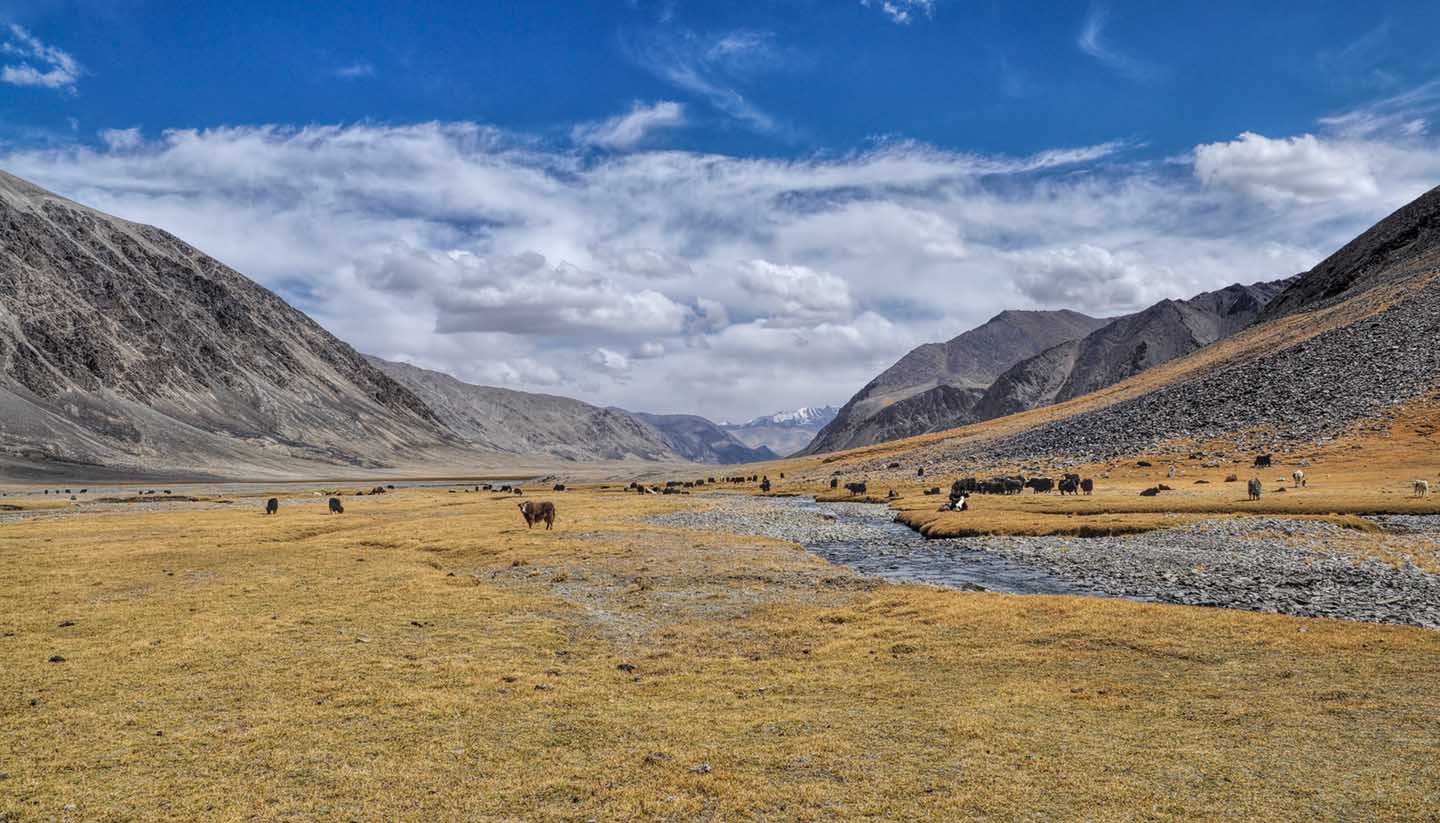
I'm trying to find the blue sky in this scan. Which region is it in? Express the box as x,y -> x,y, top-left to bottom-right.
4,1 -> 1440,419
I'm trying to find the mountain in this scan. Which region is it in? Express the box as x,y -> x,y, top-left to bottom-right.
630,412 -> 779,464
366,358 -> 682,462
0,170 -> 460,479
1261,185 -> 1440,319
971,279 -> 1290,421
720,405 -> 838,456
833,183 -> 1440,472
802,309 -> 1109,454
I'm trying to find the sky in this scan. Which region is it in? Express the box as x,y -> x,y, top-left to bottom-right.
4,1 -> 1440,422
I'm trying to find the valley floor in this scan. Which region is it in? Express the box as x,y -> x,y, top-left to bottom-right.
2,485 -> 1439,821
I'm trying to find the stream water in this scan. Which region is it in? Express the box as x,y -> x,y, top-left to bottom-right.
792,497 -> 1112,597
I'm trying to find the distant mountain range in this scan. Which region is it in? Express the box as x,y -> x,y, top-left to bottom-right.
801,277 -> 1295,454
0,170 -> 777,479
370,359 -> 778,465
630,412 -> 779,464
841,183 -> 1440,471
7,165 -> 1436,480
802,310 -> 1109,454
720,406 -> 839,457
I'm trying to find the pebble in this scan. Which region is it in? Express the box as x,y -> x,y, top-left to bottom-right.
656,495 -> 1440,629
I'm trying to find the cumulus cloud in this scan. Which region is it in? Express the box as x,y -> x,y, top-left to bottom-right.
571,100 -> 685,149
1,24 -> 81,92
2,111 -> 1436,420
1007,244 -> 1172,313
586,347 -> 632,376
861,0 -> 935,25
739,260 -> 856,326
1193,132 -> 1379,204
98,128 -> 143,151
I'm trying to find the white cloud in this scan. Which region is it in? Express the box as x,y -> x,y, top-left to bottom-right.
739,260 -> 856,326
571,100 -> 685,150
1076,4 -> 1157,83
99,128 -> 143,151
1193,132 -> 1379,204
1319,79 -> 1440,138
3,110 -> 1437,420
1006,244 -> 1171,314
586,347 -> 632,376
861,0 -> 935,25
334,62 -> 376,79
1,24 -> 82,92
626,29 -> 780,133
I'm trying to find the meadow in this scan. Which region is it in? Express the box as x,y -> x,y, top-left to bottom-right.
3,482 -> 1439,821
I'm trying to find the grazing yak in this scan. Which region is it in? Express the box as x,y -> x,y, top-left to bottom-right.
1080,478 -> 1094,495
1292,470 -> 1306,488
1414,479 -> 1430,498
328,497 -> 345,514
1254,454 -> 1273,468
1025,478 -> 1055,494
1247,478 -> 1263,500
518,501 -> 557,530
760,478 -> 772,492
830,478 -> 839,489
845,481 -> 868,496
265,498 -> 279,515
1058,477 -> 1080,496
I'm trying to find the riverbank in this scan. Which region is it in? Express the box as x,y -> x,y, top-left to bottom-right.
656,494 -> 1440,628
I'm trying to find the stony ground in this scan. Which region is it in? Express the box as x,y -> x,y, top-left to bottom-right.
656,495 -> 1440,629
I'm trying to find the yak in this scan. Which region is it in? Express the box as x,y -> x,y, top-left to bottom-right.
1025,477 -> 1055,494
518,501 -> 556,530
328,497 -> 345,514
265,498 -> 279,515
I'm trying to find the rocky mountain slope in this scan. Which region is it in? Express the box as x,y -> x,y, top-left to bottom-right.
1261,185 -> 1440,319
720,406 -> 838,456
972,280 -> 1289,420
803,310 -> 1108,454
0,170 -> 460,479
843,183 -> 1440,472
365,358 -> 683,462
631,412 -> 779,464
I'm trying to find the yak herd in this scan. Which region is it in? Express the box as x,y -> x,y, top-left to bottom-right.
241,450 -> 1406,531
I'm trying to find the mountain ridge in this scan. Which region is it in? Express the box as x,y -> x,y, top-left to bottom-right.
802,309 -> 1110,454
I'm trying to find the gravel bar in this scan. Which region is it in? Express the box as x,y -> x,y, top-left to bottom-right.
654,495 -> 1440,629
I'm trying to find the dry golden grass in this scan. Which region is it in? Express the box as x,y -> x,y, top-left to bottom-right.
3,485 -> 1439,821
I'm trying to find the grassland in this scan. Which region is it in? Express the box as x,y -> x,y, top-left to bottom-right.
3,483 -> 1439,822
